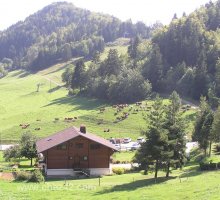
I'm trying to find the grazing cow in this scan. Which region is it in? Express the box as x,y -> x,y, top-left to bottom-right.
65,117 -> 74,121
21,124 -> 30,129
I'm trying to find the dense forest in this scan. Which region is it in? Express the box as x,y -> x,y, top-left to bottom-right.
1,1 -> 220,104
0,2 -> 153,71
151,0 -> 220,103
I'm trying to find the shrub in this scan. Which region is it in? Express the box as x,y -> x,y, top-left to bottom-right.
29,169 -> 45,183
3,145 -> 21,162
200,162 -> 218,171
112,167 -> 125,175
215,144 -> 220,153
16,171 -> 31,181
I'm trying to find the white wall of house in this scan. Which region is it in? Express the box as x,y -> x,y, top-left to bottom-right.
47,169 -> 74,176
46,168 -> 111,176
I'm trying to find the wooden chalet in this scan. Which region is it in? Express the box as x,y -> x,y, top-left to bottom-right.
36,126 -> 117,176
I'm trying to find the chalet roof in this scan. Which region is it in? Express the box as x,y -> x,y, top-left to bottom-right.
36,126 -> 117,153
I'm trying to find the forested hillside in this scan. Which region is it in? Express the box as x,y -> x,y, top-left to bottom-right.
150,0 -> 220,103
0,2 -> 152,71
61,0 -> 220,104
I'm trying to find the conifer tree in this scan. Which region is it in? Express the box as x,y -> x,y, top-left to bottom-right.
128,35 -> 140,60
138,96 -> 170,179
71,59 -> 87,92
211,106 -> 220,145
164,91 -> 186,177
193,97 -> 214,156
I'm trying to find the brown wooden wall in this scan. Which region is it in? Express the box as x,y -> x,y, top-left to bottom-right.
45,136 -> 113,169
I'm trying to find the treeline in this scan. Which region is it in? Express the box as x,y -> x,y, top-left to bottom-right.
0,2 -> 153,72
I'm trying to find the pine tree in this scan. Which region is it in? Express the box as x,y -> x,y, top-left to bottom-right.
137,96 -> 170,180
143,44 -> 163,91
128,35 -> 140,60
164,91 -> 186,177
71,59 -> 87,92
193,97 -> 214,156
211,106 -> 220,144
192,43 -> 208,99
215,59 -> 220,96
100,49 -> 121,77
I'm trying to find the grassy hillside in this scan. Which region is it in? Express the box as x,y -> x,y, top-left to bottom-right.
0,68 -> 196,142
0,69 -> 144,141
1,166 -> 220,200
0,42 -> 196,142
1,146 -> 220,200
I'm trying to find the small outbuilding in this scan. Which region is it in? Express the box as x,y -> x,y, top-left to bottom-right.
36,126 -> 117,176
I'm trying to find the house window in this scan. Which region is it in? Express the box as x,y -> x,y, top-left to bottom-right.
57,144 -> 67,150
90,144 -> 101,150
75,143 -> 83,148
69,142 -> 73,147
83,156 -> 88,161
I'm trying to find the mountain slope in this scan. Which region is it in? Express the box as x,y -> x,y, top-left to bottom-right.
0,2 -> 151,71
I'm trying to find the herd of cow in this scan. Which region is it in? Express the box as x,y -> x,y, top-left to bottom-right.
19,116 -> 79,131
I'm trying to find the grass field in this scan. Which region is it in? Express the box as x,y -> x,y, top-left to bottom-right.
0,67 -> 197,142
0,40 -> 196,142
2,148 -> 220,200
1,164 -> 220,200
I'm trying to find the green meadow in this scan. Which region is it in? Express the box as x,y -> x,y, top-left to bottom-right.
1,164 -> 220,200
0,66 -> 196,142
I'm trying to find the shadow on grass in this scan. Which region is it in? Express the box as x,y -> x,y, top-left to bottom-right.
45,176 -> 99,182
10,70 -> 31,78
97,176 -> 176,194
48,86 -> 62,93
43,96 -> 106,111
44,64 -> 70,75
18,71 -> 30,78
180,169 -> 202,178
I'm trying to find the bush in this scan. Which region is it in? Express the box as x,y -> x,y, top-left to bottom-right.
200,162 -> 218,171
215,144 -> 220,153
16,171 -> 31,181
29,169 -> 45,183
112,167 -> 125,175
3,145 -> 21,162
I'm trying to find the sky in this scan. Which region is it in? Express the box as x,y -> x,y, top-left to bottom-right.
0,0 -> 215,31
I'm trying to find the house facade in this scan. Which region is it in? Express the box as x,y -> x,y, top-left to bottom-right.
36,126 -> 117,176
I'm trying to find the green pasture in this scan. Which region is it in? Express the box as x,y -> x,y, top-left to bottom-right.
0,68 -> 196,142
1,164 -> 220,200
